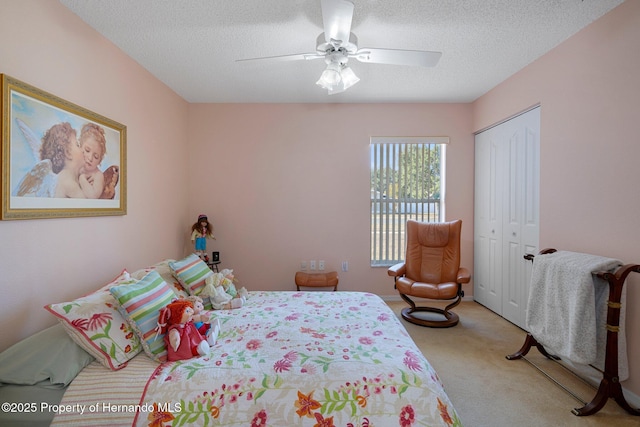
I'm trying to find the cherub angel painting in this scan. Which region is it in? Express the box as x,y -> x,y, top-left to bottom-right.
8,88 -> 122,205
1,75 -> 126,219
12,118 -> 120,200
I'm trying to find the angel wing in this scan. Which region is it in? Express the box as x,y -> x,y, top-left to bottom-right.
15,117 -> 41,161
12,159 -> 57,197
12,117 -> 57,197
100,165 -> 120,199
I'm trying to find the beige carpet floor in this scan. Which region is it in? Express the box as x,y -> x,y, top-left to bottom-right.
385,300 -> 640,427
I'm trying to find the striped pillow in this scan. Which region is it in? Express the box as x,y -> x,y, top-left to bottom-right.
130,259 -> 189,299
110,270 -> 176,362
169,253 -> 213,298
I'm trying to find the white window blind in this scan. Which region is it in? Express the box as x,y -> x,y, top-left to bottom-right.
370,137 -> 448,266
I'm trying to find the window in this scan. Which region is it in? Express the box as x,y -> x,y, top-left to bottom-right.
370,137 -> 447,266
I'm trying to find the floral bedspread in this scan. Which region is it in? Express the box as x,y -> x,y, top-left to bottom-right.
135,291 -> 461,427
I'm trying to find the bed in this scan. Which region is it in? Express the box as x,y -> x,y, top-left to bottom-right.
1,258 -> 461,427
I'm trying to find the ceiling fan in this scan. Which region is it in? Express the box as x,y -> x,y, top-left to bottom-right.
237,0 -> 442,95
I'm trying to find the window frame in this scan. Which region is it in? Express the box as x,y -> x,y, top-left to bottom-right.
370,136 -> 448,267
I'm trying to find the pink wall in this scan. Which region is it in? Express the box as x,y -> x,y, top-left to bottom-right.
473,0 -> 640,397
2,0 -> 637,402
0,0 -> 191,350
186,103 -> 474,296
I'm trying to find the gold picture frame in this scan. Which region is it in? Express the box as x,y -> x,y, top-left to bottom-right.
1,74 -> 126,220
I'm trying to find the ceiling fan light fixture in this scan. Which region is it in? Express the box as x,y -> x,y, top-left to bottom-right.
340,65 -> 359,89
327,85 -> 346,95
316,62 -> 342,90
317,62 -> 359,94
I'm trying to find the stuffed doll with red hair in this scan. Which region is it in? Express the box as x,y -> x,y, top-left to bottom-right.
158,299 -> 209,361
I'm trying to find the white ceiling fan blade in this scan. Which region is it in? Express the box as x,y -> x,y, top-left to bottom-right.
321,0 -> 354,45
354,48 -> 442,67
237,52 -> 324,63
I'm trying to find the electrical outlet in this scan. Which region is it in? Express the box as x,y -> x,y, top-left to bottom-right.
318,260 -> 325,270
310,260 -> 316,270
342,261 -> 348,272
300,261 -> 307,271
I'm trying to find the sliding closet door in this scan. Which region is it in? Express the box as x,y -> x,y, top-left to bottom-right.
474,107 -> 540,329
474,128 -> 503,314
501,108 -> 540,328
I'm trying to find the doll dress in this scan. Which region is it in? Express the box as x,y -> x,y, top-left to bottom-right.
191,230 -> 207,251
165,322 -> 206,361
195,237 -> 206,251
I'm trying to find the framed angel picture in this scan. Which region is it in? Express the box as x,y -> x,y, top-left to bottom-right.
1,74 -> 126,220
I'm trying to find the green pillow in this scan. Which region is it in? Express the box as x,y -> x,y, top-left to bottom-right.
0,324 -> 94,389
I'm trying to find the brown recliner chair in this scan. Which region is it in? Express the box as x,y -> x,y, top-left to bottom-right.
388,219 -> 470,328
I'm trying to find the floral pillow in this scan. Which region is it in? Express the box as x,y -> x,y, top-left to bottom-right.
169,253 -> 214,298
44,270 -> 142,370
110,270 -> 177,363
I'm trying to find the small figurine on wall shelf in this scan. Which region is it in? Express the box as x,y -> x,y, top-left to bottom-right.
191,214 -> 215,261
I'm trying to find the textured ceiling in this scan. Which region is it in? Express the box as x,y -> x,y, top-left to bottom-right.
59,0 -> 624,103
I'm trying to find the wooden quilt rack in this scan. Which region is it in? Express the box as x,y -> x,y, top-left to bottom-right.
506,248 -> 640,416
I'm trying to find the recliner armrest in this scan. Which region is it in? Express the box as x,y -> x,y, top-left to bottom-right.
457,267 -> 471,284
388,262 -> 406,277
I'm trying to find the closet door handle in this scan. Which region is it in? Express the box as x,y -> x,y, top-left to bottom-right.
512,232 -> 517,236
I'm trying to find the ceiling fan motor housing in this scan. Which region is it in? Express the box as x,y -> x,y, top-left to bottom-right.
316,32 -> 358,55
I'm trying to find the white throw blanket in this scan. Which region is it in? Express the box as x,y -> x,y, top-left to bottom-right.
526,250 -> 628,380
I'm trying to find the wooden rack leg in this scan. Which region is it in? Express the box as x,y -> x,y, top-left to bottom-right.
573,376 -> 640,416
506,333 -> 560,361
572,264 -> 640,416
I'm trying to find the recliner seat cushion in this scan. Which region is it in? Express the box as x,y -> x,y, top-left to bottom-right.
396,277 -> 459,299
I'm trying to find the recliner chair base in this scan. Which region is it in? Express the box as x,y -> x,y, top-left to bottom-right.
399,293 -> 462,328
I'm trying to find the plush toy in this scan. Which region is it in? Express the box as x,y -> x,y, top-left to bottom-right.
220,269 -> 249,300
185,295 -> 220,346
200,269 -> 248,310
157,299 -> 209,361
190,214 -> 215,261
